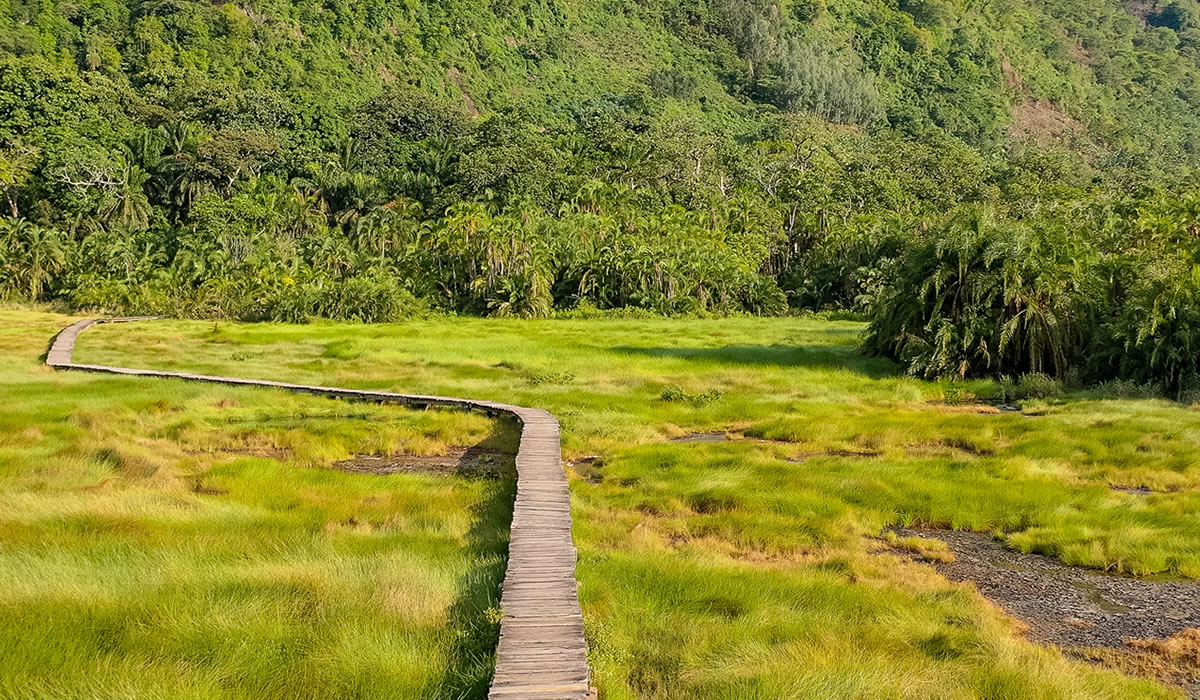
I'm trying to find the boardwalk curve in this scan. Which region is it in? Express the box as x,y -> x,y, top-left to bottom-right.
47,317 -> 591,700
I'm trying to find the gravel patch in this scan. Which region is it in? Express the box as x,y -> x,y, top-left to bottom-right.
892,527 -> 1200,696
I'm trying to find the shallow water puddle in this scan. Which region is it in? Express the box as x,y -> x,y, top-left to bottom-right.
1109,484 -> 1157,495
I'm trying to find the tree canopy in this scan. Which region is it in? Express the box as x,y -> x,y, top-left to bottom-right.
3,0 -> 1200,389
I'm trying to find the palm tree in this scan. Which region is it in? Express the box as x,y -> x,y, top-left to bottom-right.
103,153 -> 153,231
155,122 -> 205,220
2,219 -> 67,300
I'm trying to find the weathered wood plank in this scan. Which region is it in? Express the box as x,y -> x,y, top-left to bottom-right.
46,318 -> 591,699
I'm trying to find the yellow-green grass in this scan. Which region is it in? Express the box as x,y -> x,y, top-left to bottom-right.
0,310 -> 515,699
10,309 -> 1200,698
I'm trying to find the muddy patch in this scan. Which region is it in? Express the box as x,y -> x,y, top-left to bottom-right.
190,480 -> 229,496
788,449 -> 880,463
662,432 -> 888,465
1110,484 -> 1156,496
929,400 -> 1026,414
667,432 -> 883,462
331,446 -> 514,478
186,446 -> 292,461
568,455 -> 604,484
669,432 -> 730,443
891,527 -> 1200,696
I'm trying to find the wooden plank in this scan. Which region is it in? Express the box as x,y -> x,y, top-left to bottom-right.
46,318 -> 592,699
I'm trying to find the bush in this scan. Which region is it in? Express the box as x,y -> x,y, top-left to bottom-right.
1095,258 -> 1200,397
660,385 -> 725,407
554,300 -> 661,320
1091,378 -> 1162,400
269,273 -> 422,323
997,373 -> 1062,402
941,384 -> 976,405
864,206 -> 1097,379
647,68 -> 698,99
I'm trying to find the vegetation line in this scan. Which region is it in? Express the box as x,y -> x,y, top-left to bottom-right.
45,317 -> 591,700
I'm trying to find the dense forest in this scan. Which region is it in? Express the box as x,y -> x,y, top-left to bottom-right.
3,0 -> 1200,391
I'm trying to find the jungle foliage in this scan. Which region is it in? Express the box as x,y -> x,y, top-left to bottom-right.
3,0 -> 1200,387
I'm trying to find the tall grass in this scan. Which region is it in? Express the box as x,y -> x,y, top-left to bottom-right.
0,311 -> 514,698
6,310 -> 1198,697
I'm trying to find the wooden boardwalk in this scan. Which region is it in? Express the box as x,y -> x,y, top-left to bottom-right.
47,317 -> 592,700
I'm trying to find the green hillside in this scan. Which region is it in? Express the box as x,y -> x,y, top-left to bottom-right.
4,0 -> 1200,386
6,0 -> 1199,158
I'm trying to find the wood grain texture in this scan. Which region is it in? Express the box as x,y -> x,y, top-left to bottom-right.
46,318 -> 591,700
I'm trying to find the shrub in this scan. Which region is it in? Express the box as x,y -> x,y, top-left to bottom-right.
997,373 -> 1062,402
660,385 -> 725,407
268,272 -> 422,323
1096,258 -> 1200,397
941,385 -> 976,405
1091,378 -> 1162,400
647,68 -> 698,99
864,206 -> 1098,379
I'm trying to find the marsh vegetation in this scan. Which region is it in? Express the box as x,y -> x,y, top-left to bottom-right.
0,311 -> 515,698
2,310 -> 1191,697
6,0 -> 1200,694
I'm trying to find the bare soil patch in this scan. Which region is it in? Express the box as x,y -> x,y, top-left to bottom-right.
669,432 -> 730,443
1009,99 -> 1081,146
331,446 -> 515,478
1110,484 -> 1156,495
569,455 -> 605,484
891,527 -> 1200,696
930,401 -> 1017,415
190,480 -> 229,495
787,448 -> 879,462
186,446 -> 292,461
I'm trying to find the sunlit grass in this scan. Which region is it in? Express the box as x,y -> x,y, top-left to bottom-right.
5,309 -> 1198,697
0,311 -> 514,699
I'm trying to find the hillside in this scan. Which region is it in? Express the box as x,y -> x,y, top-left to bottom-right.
5,0 -> 1199,161
4,0 -> 1200,386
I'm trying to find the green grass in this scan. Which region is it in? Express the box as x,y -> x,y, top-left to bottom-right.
5,309 -> 1200,697
0,311 -> 515,699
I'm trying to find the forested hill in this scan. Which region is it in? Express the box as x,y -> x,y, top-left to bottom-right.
5,0 -> 1200,169
4,0 -> 1200,389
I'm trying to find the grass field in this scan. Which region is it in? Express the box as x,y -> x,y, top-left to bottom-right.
0,311 -> 515,699
3,309 -> 1199,697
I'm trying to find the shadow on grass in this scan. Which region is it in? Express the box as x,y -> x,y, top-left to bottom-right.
432,443 -> 517,699
611,343 -> 896,378
473,416 -> 523,454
